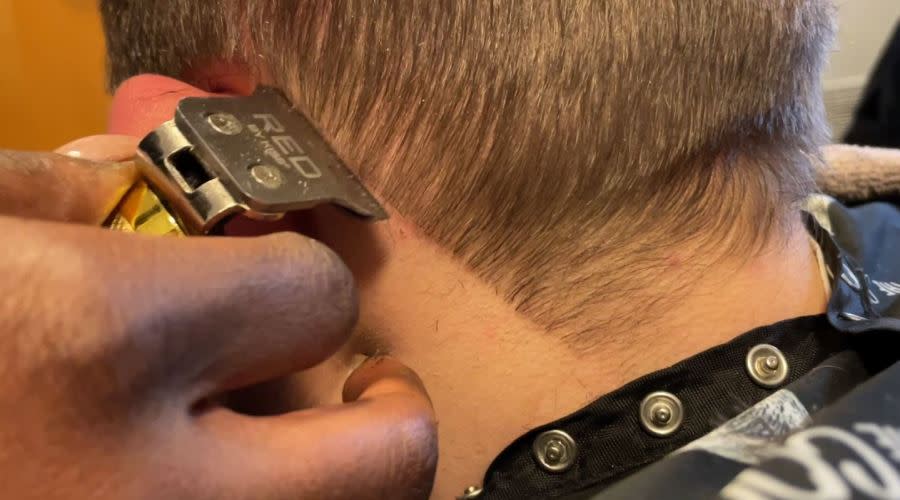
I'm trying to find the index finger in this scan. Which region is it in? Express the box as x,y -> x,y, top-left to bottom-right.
1,214 -> 358,397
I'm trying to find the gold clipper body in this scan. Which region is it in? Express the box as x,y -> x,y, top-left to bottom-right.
107,181 -> 183,235
105,88 -> 386,236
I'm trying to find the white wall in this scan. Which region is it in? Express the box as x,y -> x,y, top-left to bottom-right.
823,1 -> 900,138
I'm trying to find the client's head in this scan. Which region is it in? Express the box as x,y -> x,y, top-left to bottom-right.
100,1 -> 836,495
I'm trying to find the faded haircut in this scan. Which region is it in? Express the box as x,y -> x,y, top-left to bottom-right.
101,1 -> 835,344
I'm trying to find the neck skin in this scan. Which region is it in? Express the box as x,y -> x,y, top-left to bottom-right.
106,75 -> 828,498
297,205 -> 829,498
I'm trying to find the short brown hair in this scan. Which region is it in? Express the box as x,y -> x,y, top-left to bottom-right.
101,1 -> 835,343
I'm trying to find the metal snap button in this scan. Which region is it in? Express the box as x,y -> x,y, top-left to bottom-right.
639,391 -> 683,437
532,429 -> 578,472
745,344 -> 789,388
457,486 -> 483,499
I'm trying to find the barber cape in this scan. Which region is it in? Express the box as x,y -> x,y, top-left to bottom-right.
468,149 -> 900,500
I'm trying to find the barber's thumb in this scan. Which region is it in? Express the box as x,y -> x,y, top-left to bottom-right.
0,139 -> 138,224
55,134 -> 139,162
200,356 -> 438,500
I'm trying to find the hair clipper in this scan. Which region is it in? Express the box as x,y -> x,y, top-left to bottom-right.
106,88 -> 387,235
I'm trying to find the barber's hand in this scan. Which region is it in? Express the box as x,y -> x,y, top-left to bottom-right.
0,141 -> 437,499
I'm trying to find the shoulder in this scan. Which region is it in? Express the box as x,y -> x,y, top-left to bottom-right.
820,144 -> 900,206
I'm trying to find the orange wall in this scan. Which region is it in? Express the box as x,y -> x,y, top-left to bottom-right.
0,0 -> 110,151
